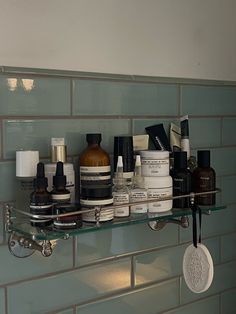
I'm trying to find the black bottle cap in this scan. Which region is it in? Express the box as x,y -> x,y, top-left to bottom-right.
114,136 -> 134,172
198,150 -> 210,168
173,151 -> 187,169
34,162 -> 48,189
86,133 -> 102,144
53,161 -> 66,188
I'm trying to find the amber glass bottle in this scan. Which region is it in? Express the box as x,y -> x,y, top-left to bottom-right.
79,133 -> 112,199
193,150 -> 216,205
30,162 -> 53,227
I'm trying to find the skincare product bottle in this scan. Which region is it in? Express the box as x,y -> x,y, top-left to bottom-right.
45,138 -> 75,202
16,150 -> 39,211
180,115 -> 190,160
171,151 -> 192,208
145,124 -> 171,151
52,162 -> 81,229
30,162 -> 53,227
113,156 -> 130,217
193,150 -> 216,205
79,133 -> 112,199
130,155 -> 148,214
114,136 -> 134,186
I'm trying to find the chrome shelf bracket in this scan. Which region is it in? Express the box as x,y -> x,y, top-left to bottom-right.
148,216 -> 189,231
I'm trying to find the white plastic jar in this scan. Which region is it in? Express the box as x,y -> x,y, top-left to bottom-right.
144,176 -> 173,212
140,150 -> 169,177
80,198 -> 114,222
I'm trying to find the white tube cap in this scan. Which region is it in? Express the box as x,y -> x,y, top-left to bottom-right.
16,150 -> 39,177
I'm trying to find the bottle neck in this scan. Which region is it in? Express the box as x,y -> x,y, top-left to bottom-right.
87,143 -> 100,148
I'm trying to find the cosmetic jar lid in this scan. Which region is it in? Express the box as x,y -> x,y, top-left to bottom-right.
140,150 -> 169,159
80,198 -> 113,206
16,150 -> 39,177
143,176 -> 172,189
198,150 -> 210,168
80,186 -> 112,199
173,151 -> 187,169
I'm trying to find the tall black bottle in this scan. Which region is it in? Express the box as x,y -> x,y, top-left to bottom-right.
193,150 -> 216,205
171,151 -> 192,208
30,162 -> 53,227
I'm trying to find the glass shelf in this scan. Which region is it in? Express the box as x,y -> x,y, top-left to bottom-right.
9,204 -> 226,241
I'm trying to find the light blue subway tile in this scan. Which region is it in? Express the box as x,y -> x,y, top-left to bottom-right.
190,118 -> 221,148
3,119 -> 130,158
135,237 -> 219,286
0,288 -> 5,314
0,74 -> 71,115
179,205 -> 236,243
222,176 -> 236,204
0,238 -> 73,285
163,295 -> 219,314
221,288 -> 236,314
222,118 -> 236,145
181,261 -> 236,304
73,80 -> 179,116
181,85 -> 236,115
8,258 -> 131,314
77,279 -> 179,314
221,233 -> 236,263
76,223 -> 178,266
0,161 -> 16,201
211,147 -> 236,176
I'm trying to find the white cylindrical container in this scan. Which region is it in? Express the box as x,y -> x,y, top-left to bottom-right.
16,150 -> 39,211
140,150 -> 169,177
144,176 -> 173,212
45,163 -> 75,202
81,198 -> 114,222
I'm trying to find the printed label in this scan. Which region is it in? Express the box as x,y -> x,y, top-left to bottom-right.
141,159 -> 169,175
113,192 -> 129,217
130,190 -> 148,213
80,166 -> 111,185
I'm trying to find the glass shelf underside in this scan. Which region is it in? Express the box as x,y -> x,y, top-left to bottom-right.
10,204 -> 226,241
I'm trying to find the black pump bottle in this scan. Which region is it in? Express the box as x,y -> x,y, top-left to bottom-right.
171,151 -> 192,208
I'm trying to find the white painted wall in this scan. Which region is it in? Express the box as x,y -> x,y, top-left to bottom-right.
0,0 -> 236,80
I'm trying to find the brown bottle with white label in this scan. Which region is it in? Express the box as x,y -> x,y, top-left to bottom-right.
193,150 -> 216,206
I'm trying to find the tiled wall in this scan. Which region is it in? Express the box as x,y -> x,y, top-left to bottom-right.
0,66 -> 236,314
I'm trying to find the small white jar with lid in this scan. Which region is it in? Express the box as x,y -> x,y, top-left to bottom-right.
144,176 -> 173,212
140,150 -> 169,177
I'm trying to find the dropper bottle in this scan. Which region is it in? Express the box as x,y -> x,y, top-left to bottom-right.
113,156 -> 130,217
130,155 -> 148,214
51,162 -> 80,229
30,162 -> 53,227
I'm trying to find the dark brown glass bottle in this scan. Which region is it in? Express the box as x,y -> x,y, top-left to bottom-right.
52,162 -> 82,229
171,151 -> 192,208
30,162 -> 53,227
193,150 -> 216,205
79,134 -> 112,199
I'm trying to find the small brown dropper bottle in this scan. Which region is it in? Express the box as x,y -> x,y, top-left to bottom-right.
52,162 -> 81,229
30,162 -> 53,227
